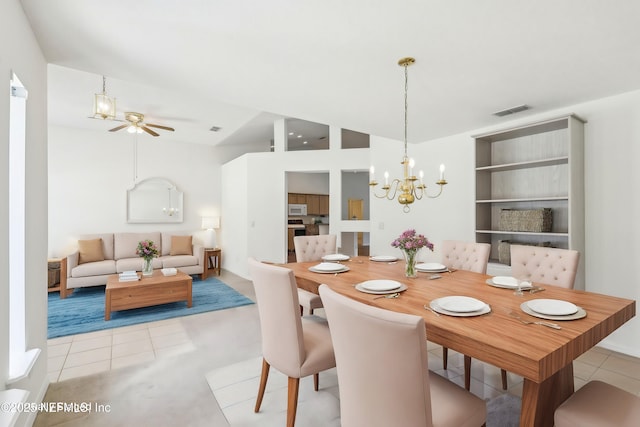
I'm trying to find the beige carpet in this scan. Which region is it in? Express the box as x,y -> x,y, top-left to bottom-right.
206,357 -> 520,426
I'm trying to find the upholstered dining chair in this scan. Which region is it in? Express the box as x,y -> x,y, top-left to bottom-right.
494,244 -> 581,390
510,244 -> 580,288
554,380 -> 640,427
440,240 -> 491,390
248,258 -> 336,427
293,234 -> 338,315
319,284 -> 487,427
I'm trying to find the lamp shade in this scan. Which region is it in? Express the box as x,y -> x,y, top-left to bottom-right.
202,216 -> 220,230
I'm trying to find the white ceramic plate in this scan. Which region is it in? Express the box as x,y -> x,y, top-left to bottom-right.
370,255 -> 398,262
311,262 -> 346,272
359,279 -> 402,292
486,278 -> 533,290
308,265 -> 349,274
416,262 -> 447,271
322,254 -> 350,261
520,302 -> 587,320
527,299 -> 579,316
436,296 -> 486,313
430,299 -> 491,317
355,283 -> 408,295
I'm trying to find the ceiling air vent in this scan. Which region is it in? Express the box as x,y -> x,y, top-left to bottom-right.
209,126 -> 222,132
493,104 -> 530,117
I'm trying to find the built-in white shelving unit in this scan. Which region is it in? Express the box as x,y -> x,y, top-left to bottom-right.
474,114 -> 585,287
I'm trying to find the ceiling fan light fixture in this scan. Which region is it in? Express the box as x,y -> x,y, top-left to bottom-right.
92,76 -> 116,120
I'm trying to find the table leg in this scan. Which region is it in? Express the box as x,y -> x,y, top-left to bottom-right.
105,289 -> 111,321
520,363 -> 574,427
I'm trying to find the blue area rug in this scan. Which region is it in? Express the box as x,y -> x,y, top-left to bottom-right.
48,276 -> 254,338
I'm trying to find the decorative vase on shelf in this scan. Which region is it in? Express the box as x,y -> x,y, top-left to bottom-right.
403,249 -> 419,278
142,258 -> 153,276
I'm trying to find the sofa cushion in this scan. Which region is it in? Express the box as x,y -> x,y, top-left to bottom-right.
71,259 -> 116,277
78,233 -> 114,260
170,235 -> 193,255
161,255 -> 199,268
78,238 -> 105,264
161,232 -> 194,256
114,232 -> 161,260
116,257 -> 162,273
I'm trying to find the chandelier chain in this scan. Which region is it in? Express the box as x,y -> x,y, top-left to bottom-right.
403,63 -> 409,158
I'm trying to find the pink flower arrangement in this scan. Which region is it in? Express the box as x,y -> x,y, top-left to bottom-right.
136,240 -> 159,261
391,229 -> 434,253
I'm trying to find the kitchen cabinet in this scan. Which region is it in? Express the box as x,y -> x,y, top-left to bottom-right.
305,224 -> 319,236
287,229 -> 295,251
288,193 -> 306,204
307,195 -> 320,215
318,195 -> 329,215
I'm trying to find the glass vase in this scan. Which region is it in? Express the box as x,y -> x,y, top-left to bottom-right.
142,258 -> 153,276
403,250 -> 419,278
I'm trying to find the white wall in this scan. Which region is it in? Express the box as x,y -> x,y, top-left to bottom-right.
48,125 -> 223,256
1,0 -> 49,423
286,171 -> 329,194
369,134 -> 475,263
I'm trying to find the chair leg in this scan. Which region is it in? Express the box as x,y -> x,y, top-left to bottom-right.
254,358 -> 270,412
464,355 -> 471,391
501,369 -> 508,390
286,377 -> 300,427
313,373 -> 319,391
442,347 -> 448,370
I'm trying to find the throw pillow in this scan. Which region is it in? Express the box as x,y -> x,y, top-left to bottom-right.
170,235 -> 192,256
78,238 -> 105,264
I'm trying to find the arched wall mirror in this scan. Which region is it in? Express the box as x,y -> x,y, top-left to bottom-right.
127,177 -> 184,223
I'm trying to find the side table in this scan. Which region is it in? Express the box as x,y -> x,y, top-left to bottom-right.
202,248 -> 222,279
48,258 -> 62,293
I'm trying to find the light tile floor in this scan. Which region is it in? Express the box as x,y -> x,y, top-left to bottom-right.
37,270 -> 640,426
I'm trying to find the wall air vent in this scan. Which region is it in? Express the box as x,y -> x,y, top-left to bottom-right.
493,104 -> 530,117
209,126 -> 222,132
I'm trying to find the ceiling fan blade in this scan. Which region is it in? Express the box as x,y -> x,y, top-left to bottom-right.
142,126 -> 160,137
108,124 -> 129,132
145,123 -> 175,132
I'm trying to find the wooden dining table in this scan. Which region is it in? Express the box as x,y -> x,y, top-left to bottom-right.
283,256 -> 636,427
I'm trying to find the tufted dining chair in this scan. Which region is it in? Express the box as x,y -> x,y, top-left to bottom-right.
440,241 -> 491,390
554,380 -> 640,427
319,284 -> 487,427
494,244 -> 581,390
441,240 -> 491,275
248,258 -> 336,427
293,234 -> 337,315
510,244 -> 580,288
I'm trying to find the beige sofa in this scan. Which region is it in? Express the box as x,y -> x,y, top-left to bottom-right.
60,231 -> 204,298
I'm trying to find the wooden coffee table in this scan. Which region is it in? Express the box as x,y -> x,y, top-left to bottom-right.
105,270 -> 192,320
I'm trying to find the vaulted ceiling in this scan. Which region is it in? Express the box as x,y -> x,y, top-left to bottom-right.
20,0 -> 640,148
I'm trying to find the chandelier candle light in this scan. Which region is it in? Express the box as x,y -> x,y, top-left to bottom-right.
369,57 -> 447,213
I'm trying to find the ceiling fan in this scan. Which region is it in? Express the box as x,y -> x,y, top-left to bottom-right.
108,112 -> 175,137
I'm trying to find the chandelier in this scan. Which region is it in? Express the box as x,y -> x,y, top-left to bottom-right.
92,75 -> 116,120
369,57 -> 447,213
